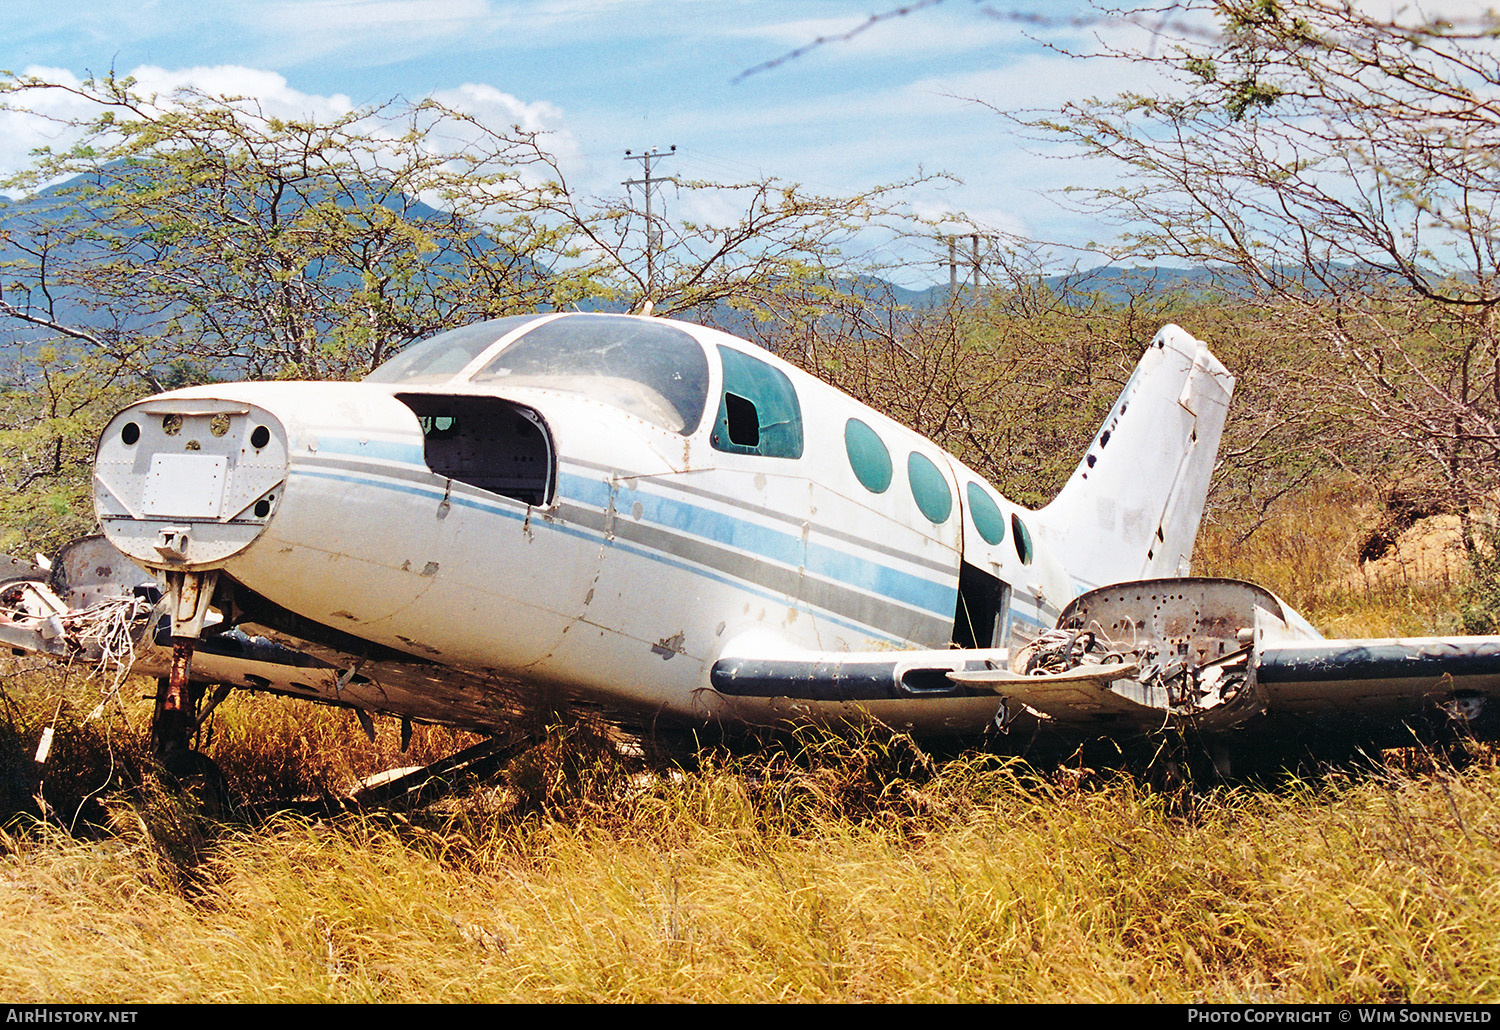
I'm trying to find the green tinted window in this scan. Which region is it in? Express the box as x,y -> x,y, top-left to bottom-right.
1012,513 -> 1034,565
966,482 -> 1006,545
365,316 -> 544,384
845,418 -> 892,493
711,346 -> 804,459
907,452 -> 952,524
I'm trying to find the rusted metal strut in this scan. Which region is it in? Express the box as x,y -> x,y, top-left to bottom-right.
152,570 -> 219,772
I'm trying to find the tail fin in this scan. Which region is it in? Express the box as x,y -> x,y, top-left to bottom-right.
1037,325 -> 1235,591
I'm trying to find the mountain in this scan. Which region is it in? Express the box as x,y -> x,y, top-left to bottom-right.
0,169 -> 1236,379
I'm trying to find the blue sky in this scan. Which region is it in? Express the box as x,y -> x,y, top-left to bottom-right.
0,1 -> 1275,284
5,2 -> 1496,285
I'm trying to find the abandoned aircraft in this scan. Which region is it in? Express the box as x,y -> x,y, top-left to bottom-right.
3,311 -> 1499,778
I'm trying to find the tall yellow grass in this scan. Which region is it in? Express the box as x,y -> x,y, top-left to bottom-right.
0,478 -> 1491,1002
2,737 -> 1499,1003
1196,479 -> 1467,638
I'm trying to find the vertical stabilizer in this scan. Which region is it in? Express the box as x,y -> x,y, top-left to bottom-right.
1036,325 -> 1235,592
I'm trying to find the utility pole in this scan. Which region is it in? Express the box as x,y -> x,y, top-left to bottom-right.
623,145 -> 676,303
944,233 -> 988,292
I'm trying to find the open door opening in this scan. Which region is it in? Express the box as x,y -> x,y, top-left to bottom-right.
397,394 -> 555,506
953,561 -> 1008,649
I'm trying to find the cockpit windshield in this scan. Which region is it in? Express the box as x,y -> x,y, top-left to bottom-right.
469,315 -> 710,435
365,316 -> 546,385
366,313 -> 711,435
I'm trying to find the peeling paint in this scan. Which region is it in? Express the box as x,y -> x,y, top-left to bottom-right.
396,634 -> 443,656
420,561 -> 440,577
651,631 -> 686,660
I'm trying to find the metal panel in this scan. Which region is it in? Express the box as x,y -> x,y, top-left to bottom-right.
142,454 -> 228,518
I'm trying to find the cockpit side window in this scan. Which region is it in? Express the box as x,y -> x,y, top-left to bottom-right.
469,315 -> 710,435
710,345 -> 804,459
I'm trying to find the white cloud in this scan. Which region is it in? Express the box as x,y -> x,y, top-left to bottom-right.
0,63 -> 577,207
428,83 -> 564,137
259,0 -> 493,31
126,65 -> 356,118
0,68 -> 103,183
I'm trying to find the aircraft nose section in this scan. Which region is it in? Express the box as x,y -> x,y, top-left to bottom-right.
94,396 -> 290,571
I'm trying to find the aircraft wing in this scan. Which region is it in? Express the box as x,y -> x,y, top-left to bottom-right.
12,536 -> 1500,754
950,579 -> 1500,750
1256,636 -> 1500,715
714,579 -> 1500,752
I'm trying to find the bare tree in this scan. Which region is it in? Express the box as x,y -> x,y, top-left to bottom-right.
1023,0 -> 1500,537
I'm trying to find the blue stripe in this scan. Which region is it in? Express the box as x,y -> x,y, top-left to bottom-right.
315,436 -> 954,616
290,465 -> 913,645
313,437 -> 427,465
306,439 -> 1002,625
561,472 -> 955,617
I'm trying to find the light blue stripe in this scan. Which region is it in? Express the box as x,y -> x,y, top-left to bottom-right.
314,437 -> 426,465
290,465 -> 913,645
315,438 -> 954,615
315,435 -> 955,616
562,472 -> 955,617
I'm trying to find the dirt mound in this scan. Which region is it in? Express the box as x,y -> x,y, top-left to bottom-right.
1348,513 -> 1467,589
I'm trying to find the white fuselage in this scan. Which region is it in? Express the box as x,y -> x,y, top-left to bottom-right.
91,315 -> 1088,734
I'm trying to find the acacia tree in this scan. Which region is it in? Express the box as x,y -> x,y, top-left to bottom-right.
0,72 -> 941,362
761,245 -> 1239,506
0,72 -> 935,552
566,176 -> 930,319
1029,0 -> 1500,538
0,74 -> 593,382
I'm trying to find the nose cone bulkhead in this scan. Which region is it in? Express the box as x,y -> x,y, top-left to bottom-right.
95,395 -> 291,572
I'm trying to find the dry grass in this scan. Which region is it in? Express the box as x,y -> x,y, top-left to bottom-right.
3,654 -> 1498,1001
1196,478 -> 1468,638
0,481 -> 1492,1002
2,732 -> 1499,1003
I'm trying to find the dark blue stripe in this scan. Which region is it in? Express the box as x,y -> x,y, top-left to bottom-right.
1259,641 -> 1500,685
561,472 -> 954,616
289,465 -> 913,644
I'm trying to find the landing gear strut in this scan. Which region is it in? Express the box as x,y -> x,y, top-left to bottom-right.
152,639 -> 200,775
150,570 -> 229,811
